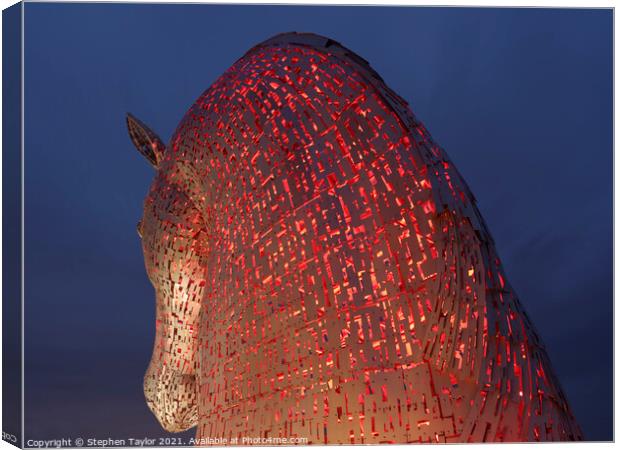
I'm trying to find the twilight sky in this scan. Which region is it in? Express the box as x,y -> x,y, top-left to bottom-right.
22,4 -> 611,442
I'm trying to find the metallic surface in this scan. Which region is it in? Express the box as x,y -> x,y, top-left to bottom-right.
127,32 -> 582,443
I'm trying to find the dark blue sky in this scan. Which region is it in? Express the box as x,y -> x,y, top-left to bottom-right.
22,4 -> 612,442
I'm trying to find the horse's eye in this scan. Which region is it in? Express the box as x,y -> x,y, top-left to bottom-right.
137,220 -> 144,238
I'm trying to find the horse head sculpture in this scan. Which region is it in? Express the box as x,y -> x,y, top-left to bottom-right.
127,32 -> 581,443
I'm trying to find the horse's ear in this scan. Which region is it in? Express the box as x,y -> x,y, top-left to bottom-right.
126,113 -> 165,168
